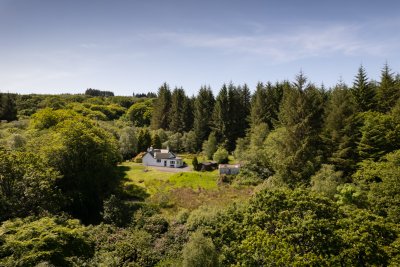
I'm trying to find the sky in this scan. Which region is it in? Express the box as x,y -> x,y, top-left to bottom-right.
1,0 -> 400,96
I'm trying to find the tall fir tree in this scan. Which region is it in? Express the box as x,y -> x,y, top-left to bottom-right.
225,83 -> 241,151
377,63 -> 399,112
183,96 -> 195,132
273,73 -> 325,186
237,84 -> 251,137
212,84 -> 230,146
351,65 -> 376,112
169,87 -> 186,133
250,82 -> 268,128
193,86 -> 215,150
322,82 -> 359,174
151,83 -> 171,130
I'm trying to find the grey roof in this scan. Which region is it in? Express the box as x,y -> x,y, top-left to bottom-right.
147,148 -> 177,160
218,164 -> 240,169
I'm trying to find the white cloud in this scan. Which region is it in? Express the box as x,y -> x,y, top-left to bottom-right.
144,23 -> 396,63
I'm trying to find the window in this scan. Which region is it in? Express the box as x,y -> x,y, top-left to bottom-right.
157,159 -> 161,163
170,161 -> 175,164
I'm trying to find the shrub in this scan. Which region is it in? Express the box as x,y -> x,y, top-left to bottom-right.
213,147 -> 229,164
182,231 -> 219,267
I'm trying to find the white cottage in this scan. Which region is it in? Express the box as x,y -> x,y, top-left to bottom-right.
142,147 -> 184,168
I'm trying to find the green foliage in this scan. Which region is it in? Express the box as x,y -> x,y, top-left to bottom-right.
353,150 -> 400,223
352,65 -> 376,112
182,130 -> 197,153
165,132 -> 183,152
119,126 -> 138,159
377,63 -> 399,112
137,128 -> 152,152
151,132 -> 162,149
311,164 -> 344,199
0,216 -> 93,266
193,86 -> 215,150
202,132 -> 217,160
85,88 -> 114,97
358,111 -> 400,160
323,83 -> 356,145
0,149 -> 61,222
337,208 -> 398,266
212,83 -> 250,151
151,83 -> 171,130
233,167 -> 263,186
7,133 -> 26,150
40,117 -> 120,223
212,84 -> 229,144
0,93 -> 17,122
335,183 -> 367,208
272,77 -> 326,186
90,103 -> 126,120
192,156 -> 199,171
250,82 -> 284,130
182,231 -> 219,267
169,87 -> 187,133
213,147 -> 229,164
127,99 -> 153,127
88,224 -> 158,266
102,195 -> 131,227
30,108 -> 77,129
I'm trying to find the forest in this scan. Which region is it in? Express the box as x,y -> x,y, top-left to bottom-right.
0,64 -> 400,266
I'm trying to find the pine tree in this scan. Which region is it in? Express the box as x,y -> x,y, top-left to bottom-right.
169,87 -> 186,133
351,65 -> 376,112
273,73 -> 325,186
193,86 -> 215,149
377,63 -> 399,112
250,82 -> 268,128
237,84 -> 251,138
183,96 -> 195,132
212,84 -> 230,145
324,83 -> 356,147
151,83 -> 171,130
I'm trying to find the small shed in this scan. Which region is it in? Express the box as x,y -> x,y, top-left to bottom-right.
218,164 -> 240,175
200,161 -> 218,171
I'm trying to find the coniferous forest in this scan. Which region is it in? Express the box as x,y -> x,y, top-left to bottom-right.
1,65 -> 400,266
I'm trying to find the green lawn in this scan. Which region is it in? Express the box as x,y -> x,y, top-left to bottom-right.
118,162 -> 218,195
118,161 -> 254,213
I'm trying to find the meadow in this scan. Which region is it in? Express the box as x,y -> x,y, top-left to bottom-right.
118,161 -> 254,213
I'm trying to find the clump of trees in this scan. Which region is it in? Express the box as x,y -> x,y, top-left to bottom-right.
85,88 -> 115,97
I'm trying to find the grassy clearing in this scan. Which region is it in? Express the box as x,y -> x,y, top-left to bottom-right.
118,160 -> 254,214
118,162 -> 218,193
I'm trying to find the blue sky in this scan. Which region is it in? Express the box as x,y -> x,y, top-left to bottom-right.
1,0 -> 400,95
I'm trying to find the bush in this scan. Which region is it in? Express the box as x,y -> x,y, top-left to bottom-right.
213,147 -> 229,164
0,216 -> 93,266
182,231 -> 219,267
192,156 -> 199,171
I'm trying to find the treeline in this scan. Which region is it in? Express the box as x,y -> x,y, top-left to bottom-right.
85,88 -> 115,97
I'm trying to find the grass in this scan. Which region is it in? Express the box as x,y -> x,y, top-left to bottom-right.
118,161 -> 218,194
169,171 -> 218,190
118,160 -> 254,214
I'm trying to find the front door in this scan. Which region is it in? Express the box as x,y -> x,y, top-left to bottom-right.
164,160 -> 167,167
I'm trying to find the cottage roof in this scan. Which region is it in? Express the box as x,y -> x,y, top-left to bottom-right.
218,164 -> 240,169
146,148 -> 177,160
